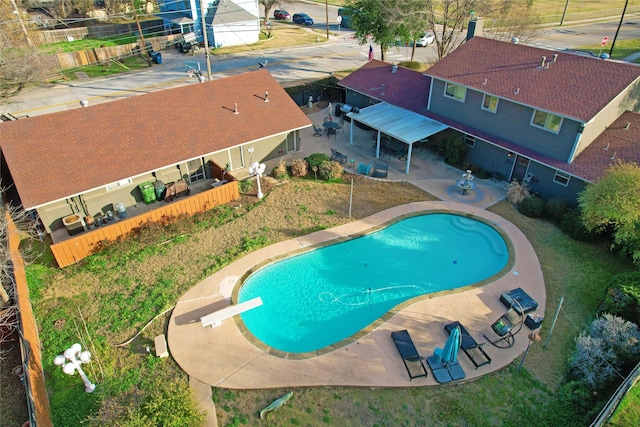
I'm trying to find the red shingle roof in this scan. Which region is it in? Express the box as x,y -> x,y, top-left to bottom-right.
425,37 -> 640,122
338,60 -> 430,114
0,70 -> 311,209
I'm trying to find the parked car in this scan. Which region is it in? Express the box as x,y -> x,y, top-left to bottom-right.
413,32 -> 435,47
273,9 -> 290,20
292,13 -> 314,26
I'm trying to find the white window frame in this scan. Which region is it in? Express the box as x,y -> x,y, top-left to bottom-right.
531,110 -> 563,133
553,171 -> 570,187
482,94 -> 499,112
464,134 -> 476,147
106,178 -> 132,191
444,82 -> 466,102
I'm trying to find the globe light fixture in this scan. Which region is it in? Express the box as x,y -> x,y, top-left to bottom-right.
248,161 -> 266,199
54,343 -> 96,393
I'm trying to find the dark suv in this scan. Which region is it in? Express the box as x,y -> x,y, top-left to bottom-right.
292,13 -> 314,26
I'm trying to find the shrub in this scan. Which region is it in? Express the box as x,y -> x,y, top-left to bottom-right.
272,158 -> 288,179
506,180 -> 529,205
318,160 -> 343,180
518,195 -> 545,218
569,332 -> 618,388
305,153 -> 330,169
560,208 -> 600,242
589,313 -> 640,365
290,158 -> 308,177
443,137 -> 466,165
545,198 -> 569,222
598,271 -> 640,325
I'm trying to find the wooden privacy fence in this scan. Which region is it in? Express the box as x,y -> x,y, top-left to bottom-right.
55,35 -> 178,69
50,180 -> 240,268
6,211 -> 53,427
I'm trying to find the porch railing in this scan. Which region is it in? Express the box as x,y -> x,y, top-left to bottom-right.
50,180 -> 240,268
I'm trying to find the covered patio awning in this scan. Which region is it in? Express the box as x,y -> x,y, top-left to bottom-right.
346,102 -> 448,173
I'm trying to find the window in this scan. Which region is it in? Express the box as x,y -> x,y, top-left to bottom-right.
532,110 -> 563,133
445,83 -> 466,101
464,134 -> 475,147
187,158 -> 205,182
482,94 -> 499,112
106,178 -> 132,191
553,171 -> 570,186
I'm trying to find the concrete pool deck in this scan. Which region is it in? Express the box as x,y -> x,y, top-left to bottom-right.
167,200 -> 545,390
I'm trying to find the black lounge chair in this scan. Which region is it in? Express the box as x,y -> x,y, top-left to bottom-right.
391,330 -> 428,381
445,322 -> 491,369
330,148 -> 347,164
313,125 -> 323,137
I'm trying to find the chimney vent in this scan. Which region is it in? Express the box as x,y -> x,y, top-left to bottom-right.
541,56 -> 546,68
552,54 -> 558,62
482,78 -> 487,85
514,87 -> 520,94
265,91 -> 269,102
80,100 -> 88,107
234,103 -> 238,114
624,122 -> 630,130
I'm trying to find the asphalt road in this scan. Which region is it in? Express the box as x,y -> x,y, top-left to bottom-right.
1,14 -> 638,118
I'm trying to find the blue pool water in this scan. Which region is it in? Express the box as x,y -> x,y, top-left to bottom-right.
238,213 -> 508,353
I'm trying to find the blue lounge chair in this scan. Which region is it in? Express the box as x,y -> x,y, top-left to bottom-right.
391,330 -> 428,380
445,321 -> 491,369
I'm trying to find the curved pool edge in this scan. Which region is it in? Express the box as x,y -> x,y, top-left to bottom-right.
167,200 -> 546,389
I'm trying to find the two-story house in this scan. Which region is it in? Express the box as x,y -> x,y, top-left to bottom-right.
340,37 -> 640,202
158,0 -> 259,48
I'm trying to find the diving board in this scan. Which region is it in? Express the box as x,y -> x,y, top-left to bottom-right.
201,297 -> 263,328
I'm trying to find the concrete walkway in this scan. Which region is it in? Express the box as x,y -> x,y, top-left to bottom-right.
171,106 -> 543,425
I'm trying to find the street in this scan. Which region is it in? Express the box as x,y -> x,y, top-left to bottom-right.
1,13 -> 638,118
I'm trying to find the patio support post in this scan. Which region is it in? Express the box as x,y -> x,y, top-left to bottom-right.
405,145 -> 412,174
375,131 -> 381,158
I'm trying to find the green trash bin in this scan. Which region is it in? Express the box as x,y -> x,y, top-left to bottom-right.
138,182 -> 157,204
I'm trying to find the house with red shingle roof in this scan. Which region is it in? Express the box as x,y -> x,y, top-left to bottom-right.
339,37 -> 640,202
0,70 -> 311,247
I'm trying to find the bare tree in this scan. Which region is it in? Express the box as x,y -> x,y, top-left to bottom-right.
379,0 -> 541,60
0,1 -> 58,100
259,0 -> 281,23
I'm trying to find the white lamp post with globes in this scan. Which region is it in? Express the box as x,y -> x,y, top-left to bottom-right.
248,161 -> 266,199
54,343 -> 96,393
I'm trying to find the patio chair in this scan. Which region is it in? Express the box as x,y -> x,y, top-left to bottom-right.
358,162 -> 373,176
330,148 -> 347,164
483,305 -> 524,349
444,321 -> 491,369
391,330 -> 428,380
313,125 -> 323,137
372,162 -> 388,178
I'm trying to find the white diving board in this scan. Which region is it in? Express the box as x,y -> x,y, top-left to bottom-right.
200,297 -> 263,328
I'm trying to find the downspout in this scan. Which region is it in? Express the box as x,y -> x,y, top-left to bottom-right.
567,123 -> 585,164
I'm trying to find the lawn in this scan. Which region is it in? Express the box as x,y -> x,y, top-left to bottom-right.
25,172 -> 636,426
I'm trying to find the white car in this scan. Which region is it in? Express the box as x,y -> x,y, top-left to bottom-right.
414,32 -> 435,47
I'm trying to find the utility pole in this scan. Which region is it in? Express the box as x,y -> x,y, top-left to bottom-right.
560,0 -> 570,26
199,0 -> 213,80
610,0 -> 629,57
325,0 -> 329,40
131,0 -> 151,66
9,0 -> 33,48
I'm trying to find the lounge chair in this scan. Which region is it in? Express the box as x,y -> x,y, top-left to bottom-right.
313,125 -> 323,137
444,322 -> 491,369
372,162 -> 388,178
390,330 -> 428,381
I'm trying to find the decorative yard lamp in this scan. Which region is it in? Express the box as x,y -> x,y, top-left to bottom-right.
54,343 -> 96,393
249,161 -> 266,199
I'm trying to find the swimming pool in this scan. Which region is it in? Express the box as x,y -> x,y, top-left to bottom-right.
238,213 -> 509,353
